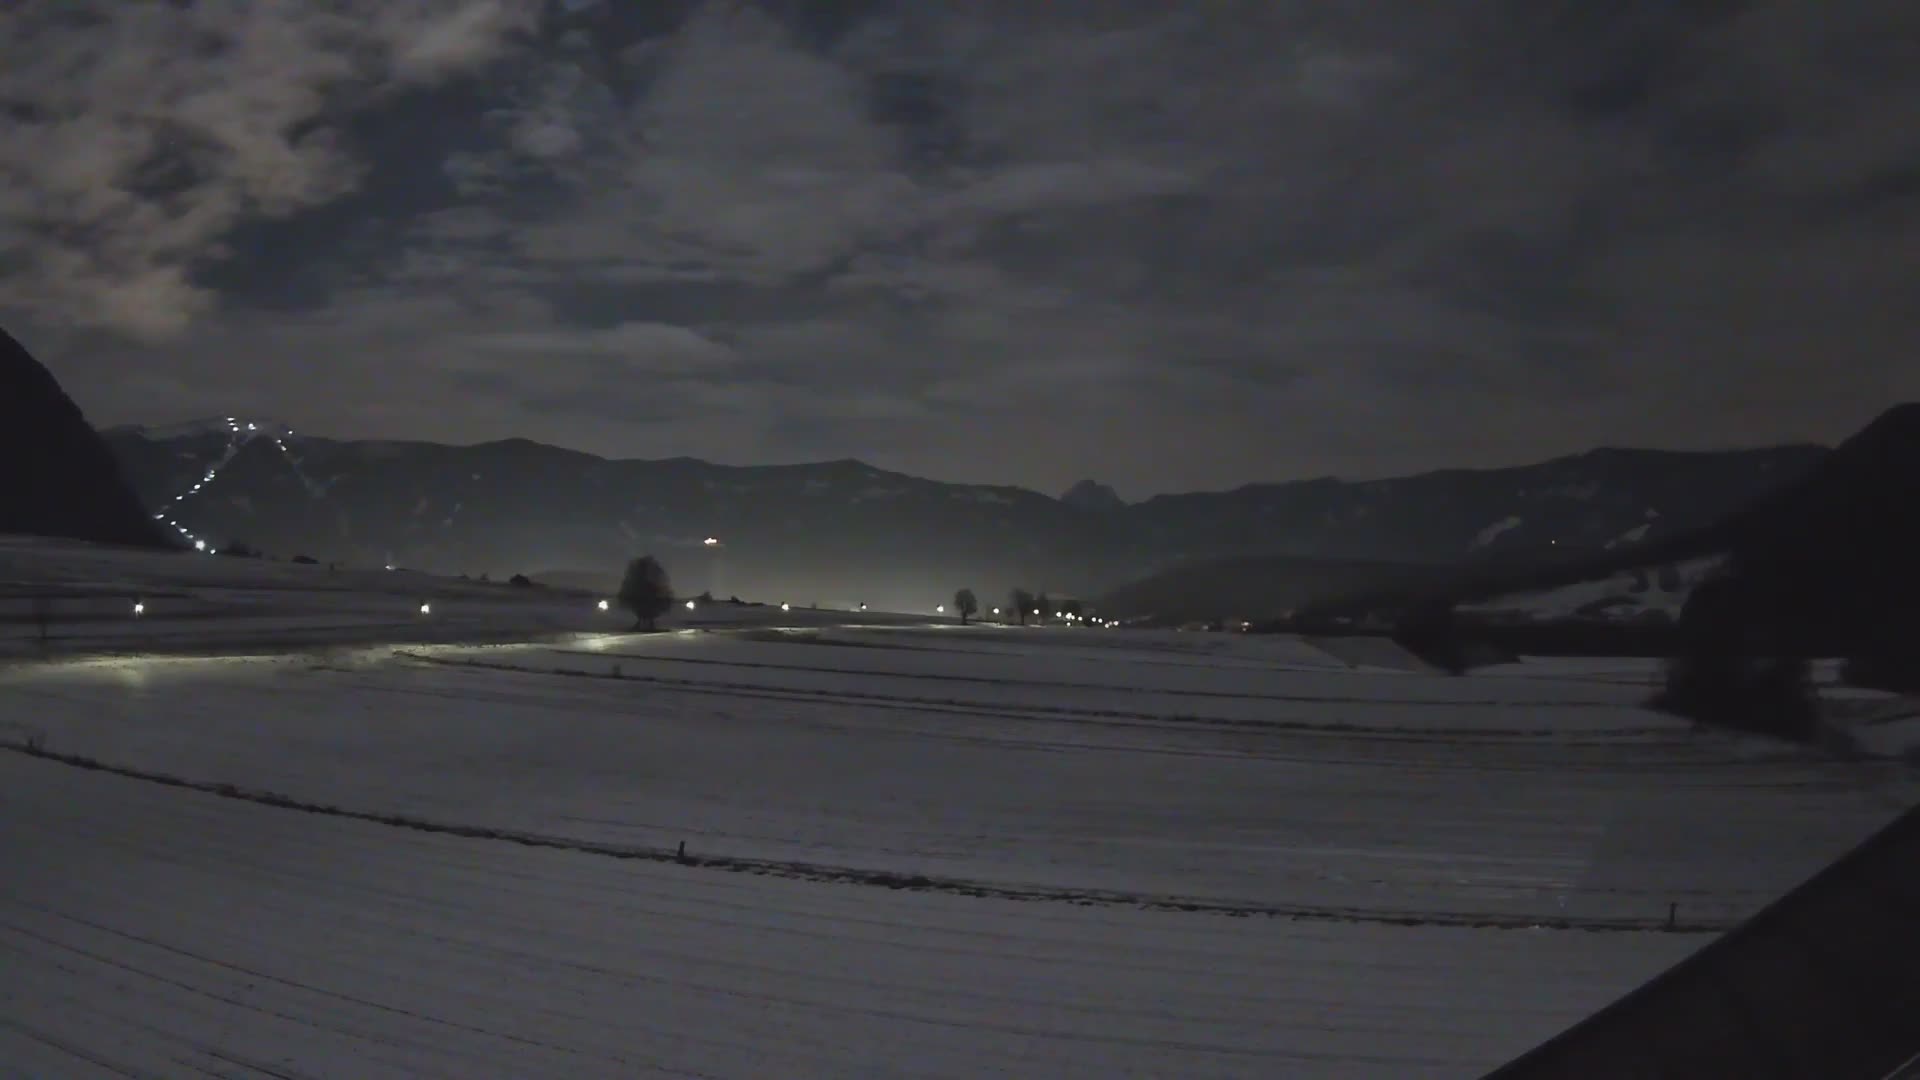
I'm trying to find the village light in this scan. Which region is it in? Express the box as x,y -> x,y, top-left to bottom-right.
194,539 -> 207,552
419,602 -> 432,615
781,602 -> 791,612
132,601 -> 145,617
704,537 -> 720,546
597,599 -> 610,611
936,604 -> 945,613
686,599 -> 697,610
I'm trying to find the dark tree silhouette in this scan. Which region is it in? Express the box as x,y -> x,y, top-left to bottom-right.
1036,592 -> 1053,622
1009,588 -> 1034,626
953,588 -> 978,624
1652,574 -> 1818,741
618,555 -> 674,631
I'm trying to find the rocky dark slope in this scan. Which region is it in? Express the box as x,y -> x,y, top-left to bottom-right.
1,328 -> 170,549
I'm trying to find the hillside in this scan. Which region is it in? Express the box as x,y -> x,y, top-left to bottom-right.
1705,402 -> 1920,659
1320,402 -> 1920,694
1095,555 -> 1451,624
0,328 -> 170,549
103,424 -> 1824,609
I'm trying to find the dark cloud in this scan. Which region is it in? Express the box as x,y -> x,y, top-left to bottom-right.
3,0 -> 1916,497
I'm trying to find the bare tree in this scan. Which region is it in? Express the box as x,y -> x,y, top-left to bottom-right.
619,555 -> 674,631
953,588 -> 978,625
1009,588 -> 1034,626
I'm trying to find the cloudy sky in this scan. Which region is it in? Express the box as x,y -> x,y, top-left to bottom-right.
3,0 -> 1916,497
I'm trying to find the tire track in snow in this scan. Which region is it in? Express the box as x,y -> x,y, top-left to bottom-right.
549,646 -> 1636,710
2,739 -> 1729,935
402,651 -> 1678,742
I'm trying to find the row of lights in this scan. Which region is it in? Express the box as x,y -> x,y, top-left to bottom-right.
974,605 -> 1118,628
155,416 -> 306,554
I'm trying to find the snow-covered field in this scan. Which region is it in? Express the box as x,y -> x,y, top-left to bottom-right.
1459,557 -> 1725,624
3,539 -> 1917,1076
0,536 -> 931,659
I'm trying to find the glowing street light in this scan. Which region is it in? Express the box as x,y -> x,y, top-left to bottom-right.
936,604 -> 945,613
132,601 -> 145,617
685,599 -> 697,610
194,539 -> 207,552
991,607 -> 1001,615
597,599 -> 610,611
703,537 -> 720,547
781,602 -> 791,612
419,602 -> 432,615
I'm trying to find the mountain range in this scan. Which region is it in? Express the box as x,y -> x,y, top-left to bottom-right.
101,421 -> 1825,611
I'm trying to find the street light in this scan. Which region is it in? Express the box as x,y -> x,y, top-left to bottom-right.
685,599 -> 697,610
597,599 -> 610,611
781,602 -> 791,612
936,604 -> 945,613
419,602 -> 432,615
194,539 -> 207,552
132,601 -> 145,617
703,537 -> 720,547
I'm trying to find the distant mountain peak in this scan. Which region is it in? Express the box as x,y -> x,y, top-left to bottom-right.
1061,479 -> 1125,511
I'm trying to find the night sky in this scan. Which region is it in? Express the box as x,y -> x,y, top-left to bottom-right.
2,0 -> 1916,497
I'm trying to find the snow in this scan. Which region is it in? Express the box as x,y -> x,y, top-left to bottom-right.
0,536 -> 923,659
1606,523 -> 1652,549
1463,557 -> 1723,623
1472,516 -> 1523,549
2,535 -> 1916,1076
